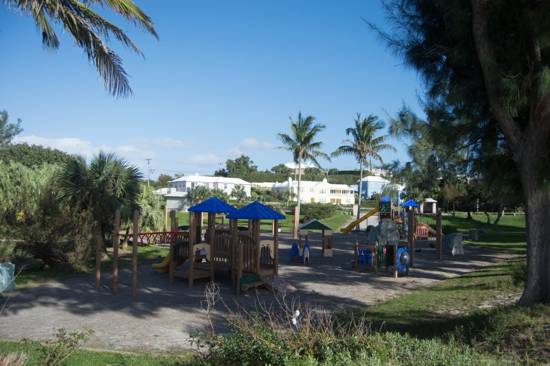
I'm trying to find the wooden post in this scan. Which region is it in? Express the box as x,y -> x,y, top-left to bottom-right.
95,228 -> 102,289
188,212 -> 196,288
293,205 -> 299,239
273,220 -> 279,276
407,210 -> 415,267
163,205 -> 168,233
436,210 -> 443,260
132,209 -> 139,298
271,220 -> 275,236
230,219 -> 238,286
236,234 -> 243,295
169,210 -> 177,284
112,209 -> 120,294
353,240 -> 359,271
254,219 -> 261,273
208,212 -> 216,282
393,243 -> 398,279
373,241 -> 378,274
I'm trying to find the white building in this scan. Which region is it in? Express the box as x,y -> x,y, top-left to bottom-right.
155,187 -> 188,211
269,177 -> 354,205
358,175 -> 391,199
169,174 -> 252,197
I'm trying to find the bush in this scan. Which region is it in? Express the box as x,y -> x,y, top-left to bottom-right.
299,203 -> 337,222
189,285 -> 503,366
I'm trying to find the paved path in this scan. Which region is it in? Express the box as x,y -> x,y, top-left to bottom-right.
0,233 -> 514,353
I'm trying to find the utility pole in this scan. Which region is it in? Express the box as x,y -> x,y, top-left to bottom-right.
146,158 -> 152,186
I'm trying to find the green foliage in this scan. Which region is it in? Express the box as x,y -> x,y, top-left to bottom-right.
193,311 -> 502,366
230,185 -> 246,203
0,143 -> 71,167
186,186 -> 210,204
28,328 -> 93,366
299,203 -> 337,222
278,112 -> 330,169
0,161 -> 89,266
0,110 -> 22,146
6,0 -> 157,97
138,184 -> 164,231
57,152 -> 142,249
154,173 -> 174,188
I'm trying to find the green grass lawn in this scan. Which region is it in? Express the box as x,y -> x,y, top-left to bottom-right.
418,212 -> 526,254
0,340 -> 186,366
356,257 -> 548,364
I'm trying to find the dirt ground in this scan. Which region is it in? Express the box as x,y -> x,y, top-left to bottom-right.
0,232 -> 513,353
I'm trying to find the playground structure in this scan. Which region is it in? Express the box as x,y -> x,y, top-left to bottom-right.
343,196 -> 446,277
151,198 -> 285,292
94,197 -> 285,297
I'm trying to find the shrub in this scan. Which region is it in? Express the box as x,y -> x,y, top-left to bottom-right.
190,288 -> 503,366
299,203 -> 337,222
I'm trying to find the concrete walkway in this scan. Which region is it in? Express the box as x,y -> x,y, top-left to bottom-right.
0,233 -> 513,353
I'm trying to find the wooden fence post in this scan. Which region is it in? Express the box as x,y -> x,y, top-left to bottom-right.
273,220 -> 279,276
230,219 -> 239,287
132,209 -> 139,299
188,212 -> 196,288
112,209 -> 121,294
293,205 -> 299,239
169,210 -> 177,284
208,212 -> 216,282
407,210 -> 415,267
436,210 -> 443,260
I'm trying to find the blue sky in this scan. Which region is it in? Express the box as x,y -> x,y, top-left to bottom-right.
0,0 -> 423,178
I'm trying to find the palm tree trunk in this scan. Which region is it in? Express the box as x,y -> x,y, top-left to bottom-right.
294,157 -> 303,239
356,160 -> 364,229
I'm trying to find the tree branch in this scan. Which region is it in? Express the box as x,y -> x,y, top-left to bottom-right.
470,0 -> 522,150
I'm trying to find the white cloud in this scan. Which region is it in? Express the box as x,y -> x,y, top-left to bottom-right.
14,135 -> 95,156
229,137 -> 274,157
189,153 -> 224,166
240,138 -> 273,149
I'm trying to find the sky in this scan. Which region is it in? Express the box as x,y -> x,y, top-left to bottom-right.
0,0 -> 424,178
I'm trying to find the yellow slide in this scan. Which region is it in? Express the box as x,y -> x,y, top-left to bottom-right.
152,255 -> 184,273
340,206 -> 380,234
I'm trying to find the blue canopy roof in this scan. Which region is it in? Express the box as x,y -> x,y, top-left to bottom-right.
188,197 -> 236,214
380,195 -> 391,203
402,199 -> 419,208
227,201 -> 286,220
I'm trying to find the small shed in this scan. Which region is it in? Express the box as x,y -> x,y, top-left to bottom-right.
299,219 -> 334,256
421,198 -> 438,214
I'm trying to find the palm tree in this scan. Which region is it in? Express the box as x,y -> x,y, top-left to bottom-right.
278,112 -> 330,238
231,185 -> 247,204
4,0 -> 158,97
57,152 -> 142,252
332,114 -> 395,223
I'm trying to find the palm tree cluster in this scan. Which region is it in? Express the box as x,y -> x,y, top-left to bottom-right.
279,112 -> 395,237
57,152 -> 142,252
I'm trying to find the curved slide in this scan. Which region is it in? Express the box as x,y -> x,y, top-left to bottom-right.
152,255 -> 184,273
340,206 -> 380,234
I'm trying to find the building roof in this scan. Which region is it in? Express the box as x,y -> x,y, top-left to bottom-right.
170,174 -> 250,185
272,178 -> 352,191
358,175 -> 390,183
300,219 -> 333,231
188,197 -> 236,213
227,201 -> 286,220
424,198 -> 437,203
